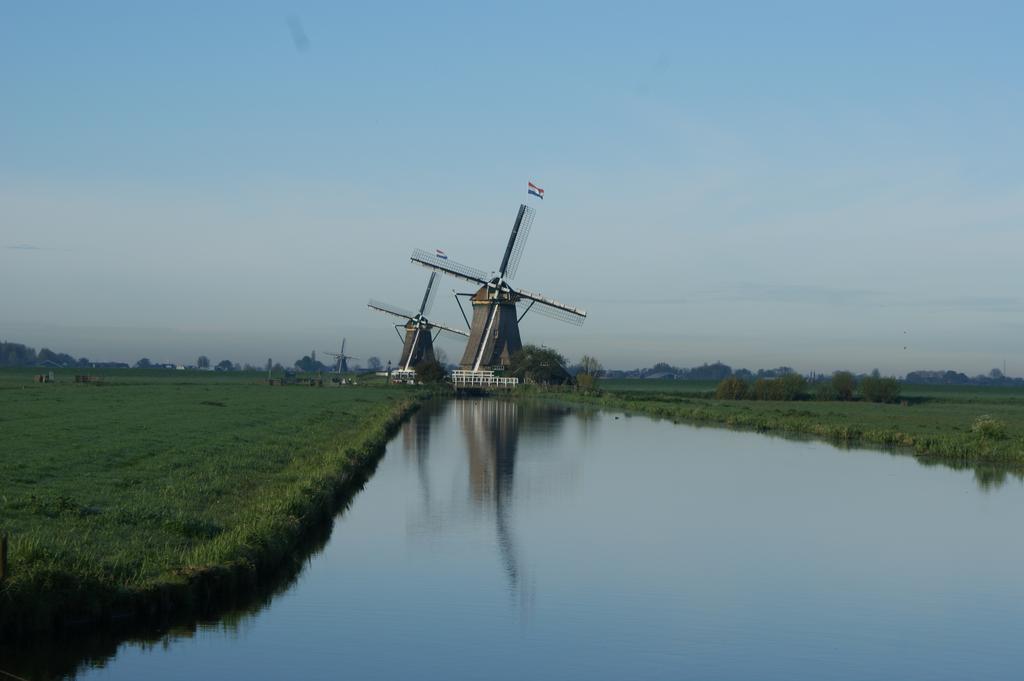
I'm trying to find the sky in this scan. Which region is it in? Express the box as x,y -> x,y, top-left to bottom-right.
2,1 -> 1022,375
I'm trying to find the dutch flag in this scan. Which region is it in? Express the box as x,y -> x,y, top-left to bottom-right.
528,181 -> 544,199
435,249 -> 448,260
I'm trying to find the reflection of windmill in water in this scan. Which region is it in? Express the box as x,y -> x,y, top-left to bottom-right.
368,272 -> 470,371
322,338 -> 357,373
411,201 -> 587,370
458,399 -> 522,593
402,403 -> 435,506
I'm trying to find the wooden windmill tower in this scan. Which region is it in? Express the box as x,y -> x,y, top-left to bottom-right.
368,272 -> 470,371
410,202 -> 586,371
322,338 -> 357,373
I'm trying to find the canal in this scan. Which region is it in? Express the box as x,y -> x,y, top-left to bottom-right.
10,398 -> 1024,680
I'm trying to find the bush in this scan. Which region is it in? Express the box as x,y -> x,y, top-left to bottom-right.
576,373 -> 598,391
860,376 -> 901,403
778,373 -> 808,401
971,415 -> 1008,440
715,376 -> 748,400
831,371 -> 856,400
414,360 -> 446,384
814,382 -> 838,401
748,375 -> 805,401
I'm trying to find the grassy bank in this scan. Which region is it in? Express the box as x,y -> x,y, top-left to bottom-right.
542,380 -> 1024,470
0,369 -> 420,639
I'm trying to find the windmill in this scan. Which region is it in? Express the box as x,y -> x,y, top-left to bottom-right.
410,203 -> 586,371
368,272 -> 470,371
322,338 -> 358,373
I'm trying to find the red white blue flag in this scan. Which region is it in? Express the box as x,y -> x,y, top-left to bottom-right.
528,181 -> 544,199
435,249 -> 448,259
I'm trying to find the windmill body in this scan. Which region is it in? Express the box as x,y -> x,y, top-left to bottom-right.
461,287 -> 523,368
410,202 -> 586,372
368,272 -> 470,371
398,319 -> 437,369
322,338 -> 358,374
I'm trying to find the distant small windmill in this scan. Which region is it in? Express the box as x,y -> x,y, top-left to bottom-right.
368,272 -> 470,371
322,338 -> 358,373
410,201 -> 586,370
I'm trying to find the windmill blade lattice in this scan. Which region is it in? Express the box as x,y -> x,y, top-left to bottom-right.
368,299 -> 416,321
411,249 -> 490,285
531,302 -> 587,326
503,205 -> 534,280
427,320 -> 471,337
420,272 -> 441,316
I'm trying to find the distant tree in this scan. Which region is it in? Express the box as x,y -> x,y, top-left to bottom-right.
272,362 -> 285,373
579,355 -> 604,377
715,376 -> 748,400
645,361 -> 680,378
136,357 -> 153,369
989,368 -> 1005,381
777,373 -> 808,400
367,356 -> 382,371
750,378 -> 771,400
294,355 -> 327,372
0,341 -> 37,366
215,359 -> 233,371
688,362 -> 732,381
860,375 -> 901,403
508,345 -> 573,385
831,371 -> 856,401
576,355 -> 604,391
434,348 -> 448,366
197,355 -> 210,369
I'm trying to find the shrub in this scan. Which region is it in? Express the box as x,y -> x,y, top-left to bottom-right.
778,373 -> 808,401
414,360 -> 446,384
815,382 -> 838,401
715,376 -> 748,400
860,376 -> 901,403
971,415 -> 1008,440
750,378 -> 771,400
831,371 -> 856,400
748,375 -> 805,401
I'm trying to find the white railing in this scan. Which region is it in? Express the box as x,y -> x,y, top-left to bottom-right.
451,370 -> 519,388
390,369 -> 417,383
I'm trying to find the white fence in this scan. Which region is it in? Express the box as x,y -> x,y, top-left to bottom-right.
451,370 -> 519,388
390,369 -> 417,383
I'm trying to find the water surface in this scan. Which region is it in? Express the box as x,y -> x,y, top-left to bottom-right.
9,398 -> 1024,680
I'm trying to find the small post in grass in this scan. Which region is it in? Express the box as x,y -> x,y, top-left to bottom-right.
0,533 -> 8,581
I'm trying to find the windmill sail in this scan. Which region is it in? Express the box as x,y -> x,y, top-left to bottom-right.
411,249 -> 490,286
368,300 -> 417,321
419,272 -> 440,316
500,204 -> 535,280
515,286 -> 587,325
426,319 -> 471,337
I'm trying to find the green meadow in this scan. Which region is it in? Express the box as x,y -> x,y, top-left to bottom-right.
0,368 -> 419,637
554,379 -> 1024,472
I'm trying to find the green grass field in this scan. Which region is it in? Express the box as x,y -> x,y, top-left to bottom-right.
555,379 -> 1024,472
0,368 -> 419,637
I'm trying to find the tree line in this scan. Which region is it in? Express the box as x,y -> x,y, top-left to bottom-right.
715,370 -> 902,404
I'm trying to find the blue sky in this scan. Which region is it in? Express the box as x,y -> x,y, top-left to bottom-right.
2,2 -> 1022,374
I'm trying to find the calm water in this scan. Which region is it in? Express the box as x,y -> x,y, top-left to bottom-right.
10,398 -> 1024,680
